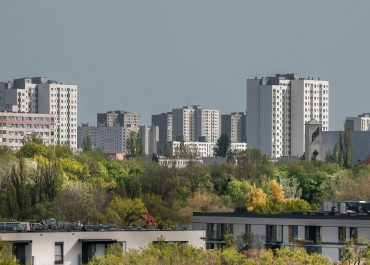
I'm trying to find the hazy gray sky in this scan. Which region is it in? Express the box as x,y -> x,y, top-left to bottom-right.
1,0 -> 369,129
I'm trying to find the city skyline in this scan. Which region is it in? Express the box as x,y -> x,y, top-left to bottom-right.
0,1 -> 369,129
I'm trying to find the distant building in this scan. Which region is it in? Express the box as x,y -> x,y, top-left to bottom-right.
0,77 -> 78,149
152,112 -> 172,153
97,110 -> 140,127
247,74 -> 329,158
0,112 -> 55,150
305,121 -> 370,164
221,112 -> 246,143
139,125 -> 159,155
158,158 -> 203,168
171,141 -> 247,158
77,123 -> 139,154
345,113 -> 370,131
172,105 -> 219,142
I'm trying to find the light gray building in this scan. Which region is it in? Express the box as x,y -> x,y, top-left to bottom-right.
77,123 -> 139,154
345,113 -> 370,131
139,125 -> 159,155
0,77 -> 78,149
97,111 -> 140,128
192,205 -> 370,262
247,74 -> 329,159
172,105 -> 219,143
221,112 -> 246,143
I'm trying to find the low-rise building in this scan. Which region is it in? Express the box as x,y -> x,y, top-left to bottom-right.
192,204 -> 370,262
171,141 -> 247,158
0,112 -> 55,149
0,229 -> 205,265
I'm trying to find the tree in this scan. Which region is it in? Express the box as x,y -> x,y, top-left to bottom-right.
245,184 -> 267,213
267,180 -> 285,212
82,136 -> 92,152
343,126 -> 352,168
106,197 -> 147,227
226,179 -> 250,207
214,134 -> 231,157
0,240 -> 18,265
126,132 -> 143,158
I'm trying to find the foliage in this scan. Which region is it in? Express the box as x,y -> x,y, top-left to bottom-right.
126,132 -> 143,158
245,184 -> 267,213
0,241 -> 18,265
214,134 -> 231,157
106,197 -> 147,227
82,136 -> 92,152
226,179 -> 250,207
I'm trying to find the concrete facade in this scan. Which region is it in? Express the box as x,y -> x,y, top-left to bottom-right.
0,77 -> 78,149
152,112 -> 172,153
171,141 -> 247,158
247,74 -> 329,159
172,106 -> 219,143
139,125 -> 159,155
345,113 -> 370,131
221,112 -> 246,143
0,112 -> 55,149
77,124 -> 139,154
192,211 -> 370,262
0,230 -> 205,265
97,111 -> 140,128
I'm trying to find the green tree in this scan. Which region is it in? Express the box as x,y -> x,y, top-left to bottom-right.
226,179 -> 250,207
82,136 -> 92,152
106,197 -> 147,227
0,240 -> 18,265
214,134 -> 231,157
343,126 -> 352,168
126,132 -> 143,158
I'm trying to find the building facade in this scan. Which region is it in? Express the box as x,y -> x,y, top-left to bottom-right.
247,74 -> 329,158
171,141 -> 247,158
0,112 -> 55,149
221,112 -> 246,143
139,125 -> 159,155
345,113 -> 370,131
152,112 -> 172,153
172,105 -> 219,142
97,111 -> 140,128
0,230 -> 205,265
192,208 -> 370,262
77,124 -> 139,154
0,77 -> 78,149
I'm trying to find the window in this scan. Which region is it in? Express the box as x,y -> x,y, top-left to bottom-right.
350,227 -> 358,241
288,225 -> 298,242
338,227 -> 346,243
55,242 -> 64,264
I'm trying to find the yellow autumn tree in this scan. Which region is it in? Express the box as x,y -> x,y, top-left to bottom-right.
245,184 -> 267,212
267,180 -> 285,213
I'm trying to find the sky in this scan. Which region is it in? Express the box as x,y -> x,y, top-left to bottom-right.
0,0 -> 369,130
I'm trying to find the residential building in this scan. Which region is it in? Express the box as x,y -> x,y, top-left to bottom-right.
0,77 -> 78,149
305,121 -> 370,165
152,112 -> 172,153
192,202 -> 370,262
221,112 -> 246,143
0,112 -> 55,150
158,157 -> 203,168
247,74 -> 329,159
97,111 -> 140,127
345,113 -> 370,131
77,123 -> 139,154
171,141 -> 247,158
139,125 -> 159,155
172,105 -> 219,142
0,229 -> 205,265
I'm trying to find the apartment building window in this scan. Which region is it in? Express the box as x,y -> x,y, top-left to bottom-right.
266,225 -> 278,243
55,242 -> 64,264
305,226 -> 321,243
349,227 -> 358,241
338,227 -> 346,243
288,225 -> 298,243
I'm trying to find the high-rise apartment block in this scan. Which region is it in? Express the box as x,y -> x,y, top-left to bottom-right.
221,112 -> 246,143
247,74 -> 329,158
152,112 -> 172,153
97,111 -> 140,127
172,105 -> 219,142
139,125 -> 159,155
0,77 -> 78,149
345,113 -> 370,131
